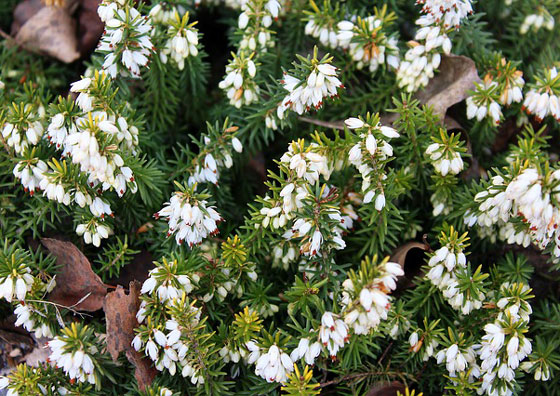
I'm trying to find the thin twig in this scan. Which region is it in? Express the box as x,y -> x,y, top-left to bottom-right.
298,116 -> 345,130
0,28 -> 19,47
319,369 -> 412,388
26,299 -> 92,318
377,341 -> 393,365
0,28 -> 13,41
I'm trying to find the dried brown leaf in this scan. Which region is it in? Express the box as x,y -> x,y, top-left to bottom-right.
104,281 -> 141,361
22,338 -> 51,367
127,349 -> 158,390
78,0 -> 105,55
11,0 -> 44,37
14,4 -> 80,63
366,381 -> 406,396
104,281 -> 156,390
391,240 -> 430,292
415,54 -> 481,120
42,238 -> 107,311
391,241 -> 429,266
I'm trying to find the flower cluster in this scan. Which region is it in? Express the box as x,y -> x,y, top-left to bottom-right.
76,219 -> 112,247
522,66 -> 560,122
397,1 -> 472,92
254,344 -> 294,383
465,56 -> 525,129
48,323 -> 101,386
283,186 -> 346,257
278,53 -> 343,117
97,0 -> 153,78
238,0 -> 281,51
425,130 -> 465,177
304,1 -> 346,50
290,338 -> 322,366
0,262 -> 34,303
219,55 -> 259,108
133,295 -> 207,385
280,141 -> 331,186
435,343 -> 478,378
65,114 -> 136,196
155,184 -> 222,246
188,133 -> 243,186
140,258 -> 198,302
345,115 -> 399,210
478,283 -> 533,395
319,312 -> 349,358
416,0 -> 473,29
23,72 -> 142,245
256,139 -> 331,234
426,228 -> 484,315
340,257 -> 404,335
337,10 -> 400,73
488,57 -> 525,106
1,103 -> 44,155
148,3 -> 176,25
305,3 -> 401,76
14,302 -> 54,339
0,245 -> 57,338
466,78 -> 503,125
409,325 -> 440,362
160,12 -> 200,71
14,151 -> 47,193
520,8 -> 555,35
219,0 -> 281,107
469,165 -> 560,258
271,244 -> 298,270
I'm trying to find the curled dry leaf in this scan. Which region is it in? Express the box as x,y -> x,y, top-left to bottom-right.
415,54 -> 481,121
366,381 -> 406,396
13,1 -> 80,63
22,338 -> 51,367
11,0 -> 44,36
391,240 -> 430,266
104,281 -> 156,390
78,0 -> 105,55
391,239 -> 430,291
41,238 -> 107,311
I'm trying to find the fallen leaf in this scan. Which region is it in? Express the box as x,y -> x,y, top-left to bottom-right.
11,0 -> 44,37
415,54 -> 481,121
366,381 -> 406,396
77,0 -> 104,55
443,115 -> 465,132
104,281 -> 156,390
391,239 -> 430,292
127,349 -> 158,391
0,329 -> 33,348
42,238 -> 107,311
391,241 -> 430,266
14,2 -> 80,63
104,281 -> 141,361
22,338 -> 51,367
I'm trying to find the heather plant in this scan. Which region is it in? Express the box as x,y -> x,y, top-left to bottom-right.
0,0 -> 559,395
